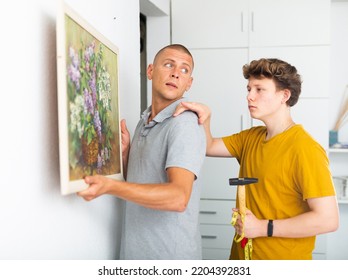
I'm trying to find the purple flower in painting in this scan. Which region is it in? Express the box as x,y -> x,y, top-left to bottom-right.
93,110 -> 102,142
85,61 -> 90,72
69,46 -> 79,68
104,147 -> 109,161
84,43 -> 95,72
68,47 -> 81,90
100,149 -> 106,166
83,88 -> 94,115
89,70 -> 97,107
84,41 -> 95,62
68,64 -> 81,91
97,148 -> 106,174
97,153 -> 102,173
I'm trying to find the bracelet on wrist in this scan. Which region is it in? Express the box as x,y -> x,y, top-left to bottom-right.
267,220 -> 273,237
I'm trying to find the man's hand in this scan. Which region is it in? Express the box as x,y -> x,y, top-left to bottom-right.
77,175 -> 111,201
121,119 -> 130,157
121,119 -> 130,178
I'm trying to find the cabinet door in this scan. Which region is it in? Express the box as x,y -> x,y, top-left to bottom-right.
202,248 -> 231,260
201,224 -> 234,249
171,0 -> 248,48
189,49 -> 249,199
199,199 -> 235,225
249,0 -> 330,47
249,46 -> 330,98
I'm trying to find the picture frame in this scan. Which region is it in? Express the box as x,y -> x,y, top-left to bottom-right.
56,2 -> 123,195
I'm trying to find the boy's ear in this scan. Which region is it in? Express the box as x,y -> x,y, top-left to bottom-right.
282,89 -> 291,104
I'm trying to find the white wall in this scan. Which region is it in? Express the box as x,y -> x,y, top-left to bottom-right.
0,0 -> 140,259
327,1 -> 348,260
330,1 -> 348,142
140,0 -> 171,106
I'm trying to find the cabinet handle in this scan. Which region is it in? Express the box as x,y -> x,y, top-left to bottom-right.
200,211 -> 217,215
251,11 -> 254,32
201,235 -> 217,239
241,12 -> 244,32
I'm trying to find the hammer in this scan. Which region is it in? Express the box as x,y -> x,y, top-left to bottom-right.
229,177 -> 258,259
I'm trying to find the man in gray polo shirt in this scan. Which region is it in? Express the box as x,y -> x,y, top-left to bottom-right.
78,44 -> 206,259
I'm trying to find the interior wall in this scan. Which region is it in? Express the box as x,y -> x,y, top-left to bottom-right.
140,0 -> 171,106
330,1 -> 348,142
0,0 -> 140,259
327,1 -> 348,260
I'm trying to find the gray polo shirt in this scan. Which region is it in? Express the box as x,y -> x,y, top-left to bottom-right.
119,98 -> 206,259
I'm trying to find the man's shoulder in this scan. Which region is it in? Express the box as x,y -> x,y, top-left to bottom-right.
171,110 -> 199,123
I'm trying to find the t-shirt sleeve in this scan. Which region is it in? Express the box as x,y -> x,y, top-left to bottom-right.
295,142 -> 336,199
165,112 -> 206,179
222,129 -> 251,160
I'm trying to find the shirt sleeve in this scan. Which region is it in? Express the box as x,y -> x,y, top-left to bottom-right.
294,140 -> 336,199
165,112 -> 206,179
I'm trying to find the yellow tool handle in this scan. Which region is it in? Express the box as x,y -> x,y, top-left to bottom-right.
231,185 -> 246,242
238,185 -> 246,216
230,185 -> 253,260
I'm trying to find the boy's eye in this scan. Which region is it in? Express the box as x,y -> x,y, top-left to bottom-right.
165,63 -> 173,68
181,68 -> 189,74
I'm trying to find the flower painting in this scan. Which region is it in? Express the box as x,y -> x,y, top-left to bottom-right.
57,3 -> 123,195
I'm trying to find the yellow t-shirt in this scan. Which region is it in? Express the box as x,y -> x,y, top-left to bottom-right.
222,125 -> 335,260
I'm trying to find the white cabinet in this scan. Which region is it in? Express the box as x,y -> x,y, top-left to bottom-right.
189,49 -> 248,202
313,234 -> 327,260
328,149 -> 348,203
172,0 -> 248,48
172,0 -> 330,49
326,149 -> 348,259
199,200 -> 235,259
248,0 -> 330,47
189,49 -> 250,135
171,0 -> 331,260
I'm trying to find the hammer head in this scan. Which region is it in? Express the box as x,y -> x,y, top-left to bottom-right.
229,177 -> 258,186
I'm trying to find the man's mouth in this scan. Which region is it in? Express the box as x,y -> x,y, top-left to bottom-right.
166,82 -> 178,89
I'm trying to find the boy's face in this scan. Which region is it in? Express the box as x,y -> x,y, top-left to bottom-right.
147,48 -> 193,102
246,77 -> 289,122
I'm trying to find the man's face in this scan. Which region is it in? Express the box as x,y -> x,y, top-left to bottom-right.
147,48 -> 194,102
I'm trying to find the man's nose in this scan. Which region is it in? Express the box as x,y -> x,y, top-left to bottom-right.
171,68 -> 179,79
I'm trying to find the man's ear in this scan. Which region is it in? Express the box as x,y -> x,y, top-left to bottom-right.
185,77 -> 193,92
147,64 -> 153,80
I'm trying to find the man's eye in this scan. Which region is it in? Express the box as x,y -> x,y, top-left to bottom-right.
181,68 -> 189,74
165,63 -> 172,68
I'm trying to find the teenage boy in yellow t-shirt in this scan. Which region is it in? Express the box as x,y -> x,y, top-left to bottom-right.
174,58 -> 339,260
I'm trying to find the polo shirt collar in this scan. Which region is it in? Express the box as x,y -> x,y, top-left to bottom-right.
141,97 -> 187,125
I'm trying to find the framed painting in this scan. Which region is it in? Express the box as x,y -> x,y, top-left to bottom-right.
56,2 -> 123,195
